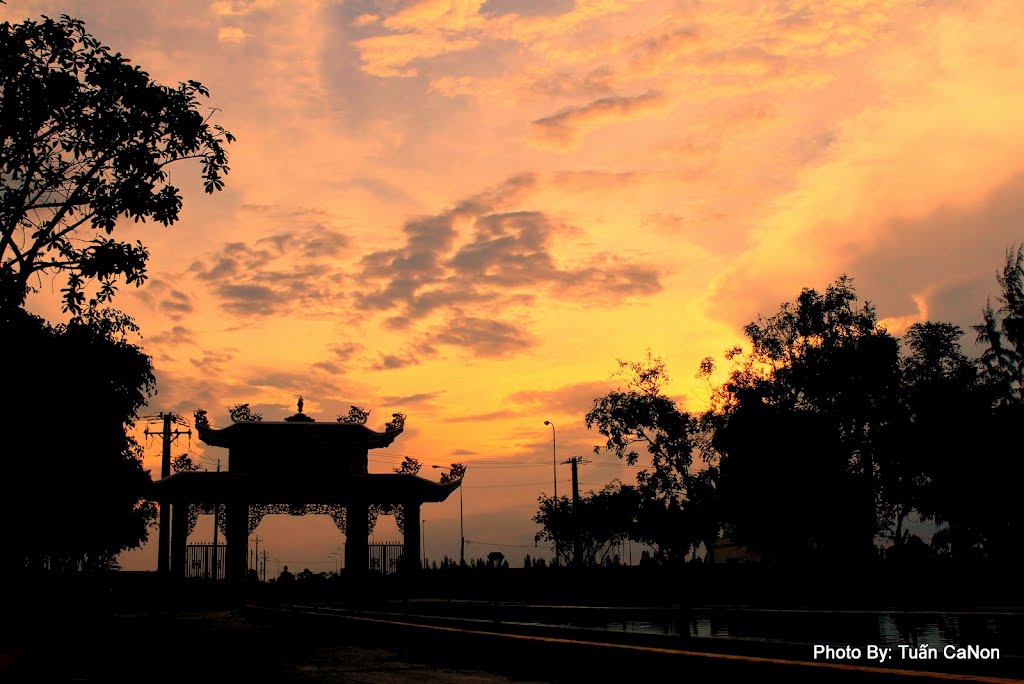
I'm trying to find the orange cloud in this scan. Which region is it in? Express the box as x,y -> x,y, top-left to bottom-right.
530,91 -> 666,147
216,25 -> 247,43
354,33 -> 480,78
209,0 -> 276,16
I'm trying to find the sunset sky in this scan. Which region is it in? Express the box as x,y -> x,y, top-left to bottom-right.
6,0 -> 1024,571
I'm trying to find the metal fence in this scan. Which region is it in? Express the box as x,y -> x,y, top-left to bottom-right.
186,541 -> 404,579
369,542 -> 404,575
186,543 -> 226,580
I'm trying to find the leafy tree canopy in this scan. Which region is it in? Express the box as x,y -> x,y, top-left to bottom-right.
974,244 -> 1024,405
171,453 -> 201,473
705,275 -> 901,422
1,305 -> 156,572
584,352 -> 718,562
703,276 -> 901,562
0,14 -> 233,313
585,352 -> 697,501
533,482 -> 639,566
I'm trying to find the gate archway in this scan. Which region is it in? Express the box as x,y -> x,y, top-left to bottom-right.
152,400 -> 460,582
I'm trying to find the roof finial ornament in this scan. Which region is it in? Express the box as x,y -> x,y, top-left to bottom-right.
284,395 -> 315,422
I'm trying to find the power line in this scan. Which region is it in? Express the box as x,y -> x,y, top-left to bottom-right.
367,455 -> 634,470
368,460 -> 553,470
463,479 -> 595,489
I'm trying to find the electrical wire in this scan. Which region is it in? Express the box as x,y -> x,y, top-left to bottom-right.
464,480 -> 594,489
366,455 -> 643,470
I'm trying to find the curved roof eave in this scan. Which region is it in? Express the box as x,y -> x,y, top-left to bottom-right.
195,420 -> 404,449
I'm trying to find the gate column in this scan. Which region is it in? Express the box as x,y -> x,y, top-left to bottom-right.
225,501 -> 249,582
402,500 -> 421,572
345,497 -> 368,576
170,500 -> 188,578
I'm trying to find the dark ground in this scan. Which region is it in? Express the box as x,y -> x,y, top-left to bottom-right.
1,608 -> 533,683
2,567 -> 1021,683
6,605 -> 1022,684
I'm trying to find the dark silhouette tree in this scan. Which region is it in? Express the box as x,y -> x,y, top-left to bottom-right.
585,353 -> 717,563
1,305 -> 156,572
714,405 -> 859,563
703,276 -> 902,562
533,482 -> 639,566
952,246 -> 1024,559
0,14 -> 233,313
171,453 -> 202,473
884,322 -> 979,557
895,309 -> 1024,562
974,244 -> 1024,406
891,251 -> 1024,561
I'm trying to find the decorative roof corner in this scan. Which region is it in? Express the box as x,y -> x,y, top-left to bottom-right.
337,405 -> 370,425
385,412 -> 406,435
194,407 -> 231,447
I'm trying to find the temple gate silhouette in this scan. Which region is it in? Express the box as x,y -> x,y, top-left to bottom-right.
152,399 -> 460,581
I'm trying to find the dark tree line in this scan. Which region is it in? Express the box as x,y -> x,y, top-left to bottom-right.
537,246 -> 1024,566
1,306 -> 157,572
1,13 -> 231,573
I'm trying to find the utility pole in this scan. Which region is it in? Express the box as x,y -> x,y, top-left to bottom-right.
569,457 -> 581,509
252,535 -> 262,575
261,549 -> 269,582
145,412 -> 190,575
563,456 -> 586,566
569,457 -> 581,566
431,464 -> 467,566
543,420 -> 557,565
459,477 -> 465,567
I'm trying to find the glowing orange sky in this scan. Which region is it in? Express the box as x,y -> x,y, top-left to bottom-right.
6,0 -> 1024,571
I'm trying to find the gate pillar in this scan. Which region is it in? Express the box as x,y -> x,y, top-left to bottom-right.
345,497 -> 368,576
170,500 -> 189,577
225,501 -> 249,582
402,500 -> 421,572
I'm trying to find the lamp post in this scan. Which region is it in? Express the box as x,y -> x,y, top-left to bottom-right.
544,420 -> 557,565
432,464 -> 467,566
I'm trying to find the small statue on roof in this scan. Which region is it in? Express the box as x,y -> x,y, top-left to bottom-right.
284,394 -> 315,422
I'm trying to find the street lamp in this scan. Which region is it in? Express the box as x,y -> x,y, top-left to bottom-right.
544,420 -> 557,565
432,464 -> 467,566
